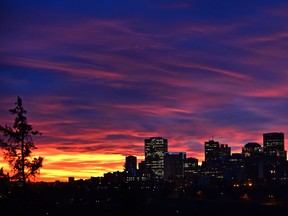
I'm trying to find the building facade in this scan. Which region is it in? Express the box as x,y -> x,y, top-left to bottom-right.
263,132 -> 287,182
164,152 -> 186,179
125,155 -> 137,177
218,144 -> 231,160
204,140 -> 219,162
263,132 -> 286,160
242,142 -> 264,182
145,137 -> 168,178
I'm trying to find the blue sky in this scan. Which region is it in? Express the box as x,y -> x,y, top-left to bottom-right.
1,0 -> 288,181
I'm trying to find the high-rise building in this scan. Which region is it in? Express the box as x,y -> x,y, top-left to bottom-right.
68,177 -> 75,183
145,137 -> 168,178
227,153 -> 246,184
184,157 -> 199,181
263,132 -> 286,160
242,143 -> 264,182
205,140 -> 219,162
125,155 -> 137,176
164,152 -> 186,179
138,161 -> 146,173
263,132 -> 287,182
218,144 -> 231,160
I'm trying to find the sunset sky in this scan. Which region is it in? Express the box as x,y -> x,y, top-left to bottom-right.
1,0 -> 288,182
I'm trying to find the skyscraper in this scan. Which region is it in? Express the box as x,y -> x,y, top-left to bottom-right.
242,143 -> 264,182
263,132 -> 287,182
164,152 -> 186,179
204,140 -> 219,162
125,155 -> 137,177
218,144 -> 231,160
145,137 -> 168,178
184,157 -> 199,177
263,132 -> 286,160
203,140 -> 231,183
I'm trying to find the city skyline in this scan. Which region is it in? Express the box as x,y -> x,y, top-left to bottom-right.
1,1 -> 288,181
1,123 -> 286,182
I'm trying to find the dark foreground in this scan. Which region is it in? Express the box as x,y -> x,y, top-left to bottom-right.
1,183 -> 288,216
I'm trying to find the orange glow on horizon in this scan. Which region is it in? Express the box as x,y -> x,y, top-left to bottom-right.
0,149 -> 144,182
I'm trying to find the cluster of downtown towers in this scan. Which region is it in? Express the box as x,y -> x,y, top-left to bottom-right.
122,132 -> 288,185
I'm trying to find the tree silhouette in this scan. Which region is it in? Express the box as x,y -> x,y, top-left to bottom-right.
0,97 -> 43,186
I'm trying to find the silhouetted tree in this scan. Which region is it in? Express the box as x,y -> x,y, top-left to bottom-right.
0,97 -> 43,186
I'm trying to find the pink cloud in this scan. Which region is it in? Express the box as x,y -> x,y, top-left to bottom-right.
0,55 -> 123,80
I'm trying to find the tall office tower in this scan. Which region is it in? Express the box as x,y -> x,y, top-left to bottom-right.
228,153 -> 246,183
145,137 -> 168,178
125,155 -> 137,176
263,132 -> 286,160
242,143 -> 264,181
263,132 -> 287,182
164,152 -> 186,179
184,157 -> 199,179
218,144 -> 231,160
204,140 -> 219,162
138,161 -> 146,173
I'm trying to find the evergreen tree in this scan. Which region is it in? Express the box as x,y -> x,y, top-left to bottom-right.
0,97 -> 43,185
